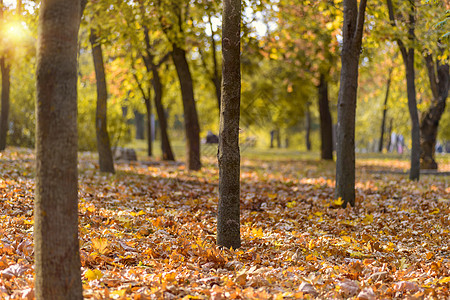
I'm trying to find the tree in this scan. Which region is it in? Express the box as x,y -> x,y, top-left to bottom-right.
90,28 -> 115,173
318,73 -> 333,159
157,0 -> 201,170
140,24 -> 175,161
34,0 -> 82,298
335,0 -> 367,208
386,0 -> 420,180
0,0 -> 11,151
379,67 -> 393,152
420,48 -> 449,169
217,0 -> 241,249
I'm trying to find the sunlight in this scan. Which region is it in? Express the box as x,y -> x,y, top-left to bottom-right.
2,21 -> 28,44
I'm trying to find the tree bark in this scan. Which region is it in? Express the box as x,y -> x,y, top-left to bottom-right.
335,0 -> 367,208
0,57 -> 10,151
420,53 -> 449,169
305,105 -> 312,151
144,97 -> 153,157
141,26 -> 175,161
90,30 -> 115,173
35,0 -> 82,299
217,0 -> 241,250
386,0 -> 420,180
318,73 -> 333,160
171,44 -> 201,170
379,68 -> 392,152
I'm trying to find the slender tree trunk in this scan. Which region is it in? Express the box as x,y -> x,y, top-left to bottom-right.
318,73 -> 333,159
379,68 -> 392,152
144,97 -> 153,157
305,105 -> 312,151
387,0 -> 420,180
387,118 -> 393,151
152,70 -> 175,161
35,1 -> 82,299
140,26 -> 175,161
171,45 -> 201,170
420,54 -> 449,169
217,0 -> 241,250
210,25 -> 222,111
0,57 -> 10,151
90,30 -> 115,173
134,110 -> 145,140
335,0 -> 367,208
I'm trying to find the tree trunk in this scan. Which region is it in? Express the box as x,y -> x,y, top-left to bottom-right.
420,54 -> 449,169
0,57 -> 10,151
217,0 -> 241,250
35,1 -> 82,299
152,69 -> 175,161
141,26 -> 175,161
404,48 -> 421,180
335,0 -> 367,208
305,105 -> 312,151
171,45 -> 201,170
386,0 -> 420,180
90,30 -> 115,173
379,68 -> 392,152
144,97 -> 153,157
318,73 -> 333,159
134,110 -> 145,140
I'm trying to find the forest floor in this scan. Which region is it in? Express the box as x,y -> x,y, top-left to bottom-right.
0,147 -> 449,299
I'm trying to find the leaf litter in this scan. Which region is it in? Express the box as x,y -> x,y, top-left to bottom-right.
0,148 -> 449,299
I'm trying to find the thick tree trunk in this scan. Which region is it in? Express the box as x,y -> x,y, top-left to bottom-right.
318,73 -> 333,160
379,69 -> 392,152
0,57 -> 10,151
335,0 -> 367,208
90,30 -> 115,173
305,105 -> 312,151
144,97 -> 153,157
171,45 -> 201,170
420,54 -> 449,169
217,0 -> 241,250
35,1 -> 82,299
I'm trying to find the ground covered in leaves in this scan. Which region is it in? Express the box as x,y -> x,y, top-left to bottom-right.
0,148 -> 449,299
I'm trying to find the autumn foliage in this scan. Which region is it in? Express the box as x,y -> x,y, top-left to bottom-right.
0,149 -> 448,298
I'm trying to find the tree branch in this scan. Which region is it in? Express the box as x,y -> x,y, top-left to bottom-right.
354,0 -> 368,46
424,53 -> 439,100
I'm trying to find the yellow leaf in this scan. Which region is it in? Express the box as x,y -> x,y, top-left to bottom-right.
430,208 -> 440,215
438,277 -> 450,284
85,269 -> 103,281
363,214 -> 373,224
92,238 -> 109,254
333,197 -> 344,206
342,236 -> 352,243
426,252 -> 434,260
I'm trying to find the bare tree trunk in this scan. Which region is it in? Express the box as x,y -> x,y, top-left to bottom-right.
305,105 -> 312,151
0,57 -> 10,151
335,0 -> 367,208
379,68 -> 392,152
90,30 -> 115,173
139,26 -> 175,161
152,71 -> 175,161
217,0 -> 241,250
318,73 -> 333,159
171,45 -> 201,170
420,53 -> 449,169
386,0 -> 420,180
144,97 -> 153,157
35,0 -> 82,299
